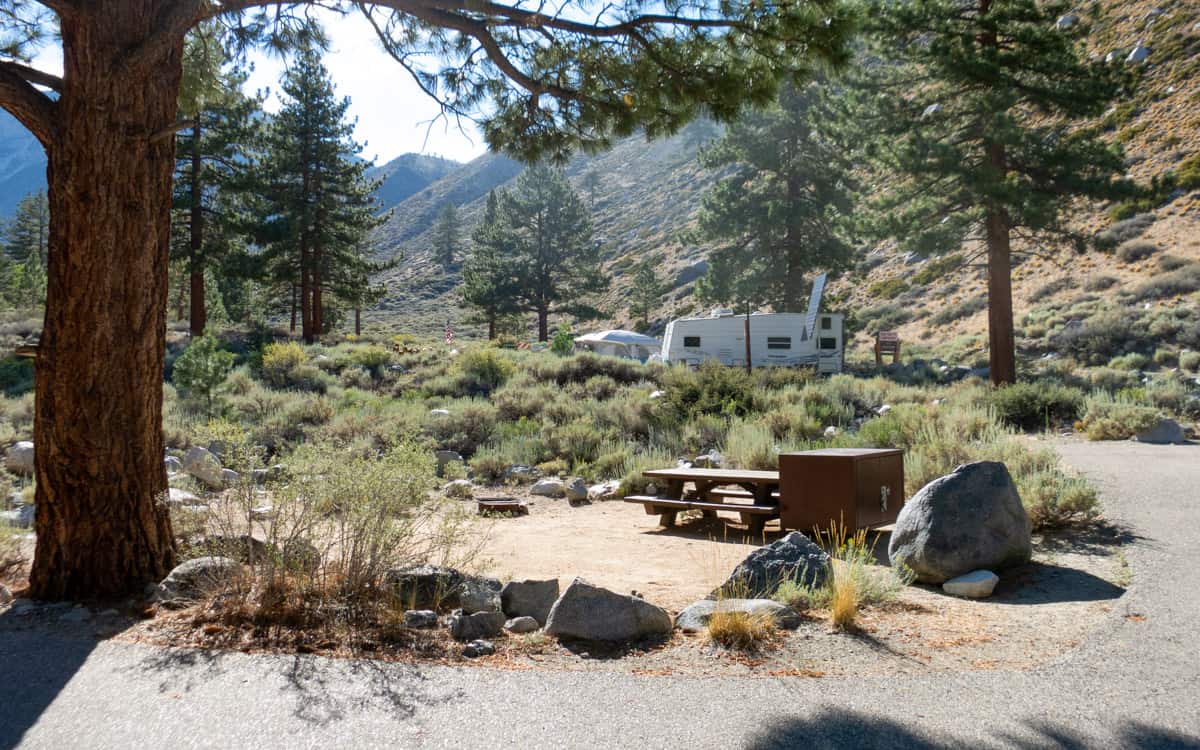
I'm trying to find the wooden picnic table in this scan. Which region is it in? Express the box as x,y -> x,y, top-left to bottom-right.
624,467 -> 781,536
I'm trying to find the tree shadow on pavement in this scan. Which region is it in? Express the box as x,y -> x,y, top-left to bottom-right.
744,708 -> 1200,750
128,643 -> 462,728
0,611 -> 99,750
993,560 -> 1125,605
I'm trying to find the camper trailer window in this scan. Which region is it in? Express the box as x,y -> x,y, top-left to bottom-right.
683,336 -> 701,348
819,337 -> 837,350
821,317 -> 832,330
766,337 -> 791,350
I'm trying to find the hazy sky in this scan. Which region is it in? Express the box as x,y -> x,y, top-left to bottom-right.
31,9 -> 488,166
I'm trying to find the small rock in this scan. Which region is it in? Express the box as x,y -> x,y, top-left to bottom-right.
220,468 -> 240,486
1125,44 -> 1150,65
648,390 -> 665,400
824,426 -> 838,439
692,451 -> 723,469
1135,418 -> 1186,445
1,504 -> 34,529
458,578 -> 502,615
444,479 -> 474,499
449,610 -> 505,641
1105,49 -> 1124,65
711,531 -> 830,599
166,488 -> 203,508
564,478 -> 589,503
154,557 -> 243,607
675,599 -> 802,633
942,570 -> 1000,598
434,449 -> 465,477
60,607 -> 91,623
505,616 -> 540,633
877,404 -> 892,416
249,505 -> 275,521
504,464 -> 538,482
501,578 -> 560,625
1055,13 -> 1078,30
921,102 -> 941,119
403,609 -> 439,629
544,578 -> 672,642
4,441 -> 34,475
250,469 -> 269,485
462,639 -> 495,658
194,534 -> 277,564
384,565 -> 464,609
164,456 -> 183,475
530,478 -> 567,498
429,408 -> 450,417
588,481 -> 619,502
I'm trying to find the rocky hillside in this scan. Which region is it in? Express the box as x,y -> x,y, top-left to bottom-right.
367,0 -> 1200,361
0,112 -> 46,217
368,153 -> 460,211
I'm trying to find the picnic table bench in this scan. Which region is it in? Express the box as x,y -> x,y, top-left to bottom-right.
623,467 -> 781,536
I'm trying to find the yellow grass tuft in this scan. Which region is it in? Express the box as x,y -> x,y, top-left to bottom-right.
707,609 -> 777,650
829,567 -> 860,630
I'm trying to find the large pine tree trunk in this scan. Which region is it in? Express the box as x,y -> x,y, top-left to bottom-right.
30,5 -> 180,599
487,314 -> 496,340
188,119 -> 206,335
537,308 -> 549,342
985,207 -> 1016,386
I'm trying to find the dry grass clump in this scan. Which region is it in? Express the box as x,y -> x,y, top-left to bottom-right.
706,609 -> 778,650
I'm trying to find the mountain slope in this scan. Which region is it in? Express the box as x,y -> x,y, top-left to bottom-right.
0,112 -> 47,217
368,153 -> 460,211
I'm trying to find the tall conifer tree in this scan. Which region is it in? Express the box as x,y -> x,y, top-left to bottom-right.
461,190 -> 521,339
854,0 -> 1129,384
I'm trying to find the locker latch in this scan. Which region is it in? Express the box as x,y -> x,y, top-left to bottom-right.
880,485 -> 890,512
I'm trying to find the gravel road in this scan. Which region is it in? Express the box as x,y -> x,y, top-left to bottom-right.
1,440 -> 1198,749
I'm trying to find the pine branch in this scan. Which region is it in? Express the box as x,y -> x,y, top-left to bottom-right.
0,63 -> 57,147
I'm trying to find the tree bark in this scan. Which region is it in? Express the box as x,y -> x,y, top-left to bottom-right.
354,306 -> 361,336
30,4 -> 180,600
290,283 -> 297,333
537,308 -> 549,342
487,314 -> 496,340
188,118 -> 206,335
985,202 -> 1016,386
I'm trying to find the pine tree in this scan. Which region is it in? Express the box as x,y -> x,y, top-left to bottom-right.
629,255 -> 665,331
2,191 -> 49,307
506,164 -> 608,341
581,169 -> 601,209
695,81 -> 855,313
172,26 -> 262,335
431,203 -> 460,270
461,190 -> 521,340
854,0 -> 1130,385
254,45 -> 387,343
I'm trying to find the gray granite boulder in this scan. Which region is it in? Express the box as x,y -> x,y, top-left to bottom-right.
444,479 -> 474,499
4,441 -> 33,475
435,450 -> 464,476
710,531 -> 830,599
182,446 -> 224,488
1135,418 -> 1186,445
675,599 -> 802,633
565,478 -> 589,502
888,461 -> 1032,583
501,578 -> 560,625
403,609 -> 439,629
462,639 -> 495,657
1,504 -> 34,529
530,478 -> 566,498
505,616 -> 540,633
166,488 -> 203,508
942,570 -> 1000,598
154,557 -> 243,607
544,578 -> 672,642
384,564 -> 464,608
458,577 -> 502,614
165,456 -> 183,475
449,609 -> 505,641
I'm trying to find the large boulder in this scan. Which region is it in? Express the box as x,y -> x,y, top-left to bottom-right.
182,446 -> 224,488
530,478 -> 566,498
154,557 -> 243,607
164,456 -> 183,475
435,450 -> 464,477
383,565 -> 500,610
166,488 -> 203,508
458,578 -> 502,615
1135,418 -> 1186,445
564,478 -> 589,502
675,599 -> 802,633
710,532 -> 830,600
4,441 -> 34,475
888,461 -> 1032,584
501,578 -> 560,625
544,578 -> 672,642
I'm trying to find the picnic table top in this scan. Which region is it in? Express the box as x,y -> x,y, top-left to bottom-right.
642,467 -> 780,482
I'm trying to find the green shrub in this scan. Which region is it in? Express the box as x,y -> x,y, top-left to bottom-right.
457,347 -> 514,394
425,402 -> 498,457
0,356 -> 34,397
1083,275 -> 1118,292
1130,264 -> 1200,301
1181,351 -> 1200,372
723,419 -> 781,470
172,334 -> 234,415
930,297 -> 986,326
550,322 -> 574,356
1053,313 -> 1147,365
1030,278 -> 1071,302
658,360 -> 757,421
868,278 -> 909,299
857,302 -> 911,333
1087,367 -> 1140,392
1078,394 -> 1161,441
1116,240 -> 1158,263
1153,349 -> 1178,367
1108,352 -> 1150,371
1157,254 -> 1189,272
986,382 -> 1084,431
911,253 -> 963,286
1094,213 -> 1154,250
261,342 -> 307,387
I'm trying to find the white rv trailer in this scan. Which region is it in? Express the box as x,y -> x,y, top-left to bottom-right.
660,273 -> 844,373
